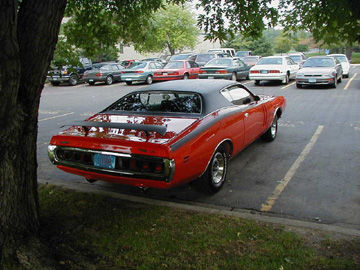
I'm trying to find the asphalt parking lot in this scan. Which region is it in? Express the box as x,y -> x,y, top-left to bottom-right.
37,65 -> 360,231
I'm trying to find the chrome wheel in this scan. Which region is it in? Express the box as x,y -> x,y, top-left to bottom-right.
270,117 -> 277,138
146,75 -> 153,84
211,152 -> 225,185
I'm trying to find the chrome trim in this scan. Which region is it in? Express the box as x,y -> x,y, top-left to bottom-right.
48,145 -> 175,182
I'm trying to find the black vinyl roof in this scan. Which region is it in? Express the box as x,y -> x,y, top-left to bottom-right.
132,80 -> 250,116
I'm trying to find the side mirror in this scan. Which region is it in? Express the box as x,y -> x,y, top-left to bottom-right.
254,95 -> 260,101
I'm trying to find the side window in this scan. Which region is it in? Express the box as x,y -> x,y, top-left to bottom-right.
220,90 -> 232,102
238,60 -> 245,67
233,60 -> 240,66
185,62 -> 191,68
189,55 -> 196,61
227,86 -> 253,105
111,65 -> 119,70
149,63 -> 156,69
189,61 -> 198,68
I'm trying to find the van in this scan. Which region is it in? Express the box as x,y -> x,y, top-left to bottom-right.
208,48 -> 236,57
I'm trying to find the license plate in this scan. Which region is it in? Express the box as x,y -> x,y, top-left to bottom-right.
163,73 -> 168,76
208,76 -> 214,79
53,78 -> 57,81
94,154 -> 115,169
89,79 -> 94,82
126,78 -> 131,81
261,70 -> 268,74
309,78 -> 316,83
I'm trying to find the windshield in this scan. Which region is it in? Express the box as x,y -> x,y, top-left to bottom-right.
303,58 -> 334,67
257,58 -> 283,65
205,59 -> 231,66
164,61 -> 184,69
106,91 -> 202,114
196,54 -> 216,62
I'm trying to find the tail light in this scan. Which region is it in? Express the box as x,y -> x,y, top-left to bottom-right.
199,70 -> 207,74
96,73 -> 103,77
134,71 -> 144,73
215,70 -> 228,74
250,70 -> 260,73
269,70 -> 280,73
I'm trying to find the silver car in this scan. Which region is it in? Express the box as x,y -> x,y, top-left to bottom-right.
296,56 -> 343,88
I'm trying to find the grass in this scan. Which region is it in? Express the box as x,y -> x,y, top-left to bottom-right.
36,185 -> 359,270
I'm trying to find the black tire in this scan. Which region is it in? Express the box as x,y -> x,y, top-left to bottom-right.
145,75 -> 153,85
338,76 -> 342,83
183,73 -> 189,80
331,76 -> 337,88
68,74 -> 78,86
50,81 -> 60,86
231,72 -> 237,81
200,145 -> 228,193
105,75 -> 113,85
88,81 -> 95,86
296,83 -> 302,88
125,81 -> 132,85
282,74 -> 289,85
261,115 -> 278,142
85,178 -> 97,184
254,80 -> 260,85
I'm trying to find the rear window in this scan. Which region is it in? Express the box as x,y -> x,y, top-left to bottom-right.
196,54 -> 216,62
164,61 -> 184,69
205,59 -> 232,66
106,91 -> 202,114
257,58 -> 283,65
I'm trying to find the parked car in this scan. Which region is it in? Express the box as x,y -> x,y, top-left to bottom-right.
295,56 -> 343,88
249,56 -> 300,85
48,80 -> 286,192
208,48 -> 236,57
153,60 -> 200,81
327,54 -> 350,78
169,53 -> 198,61
195,52 -> 228,67
198,58 -> 251,81
289,53 -> 307,67
47,57 -> 92,86
83,62 -> 124,85
241,56 -> 261,67
121,61 -> 164,85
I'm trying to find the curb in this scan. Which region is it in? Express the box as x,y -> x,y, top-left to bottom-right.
38,178 -> 360,238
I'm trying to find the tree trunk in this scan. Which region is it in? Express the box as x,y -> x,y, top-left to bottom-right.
0,0 -> 66,268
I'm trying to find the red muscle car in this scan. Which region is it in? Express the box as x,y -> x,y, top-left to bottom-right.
153,60 -> 200,81
48,80 -> 286,193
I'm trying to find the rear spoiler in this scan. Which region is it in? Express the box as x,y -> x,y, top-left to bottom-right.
61,121 -> 167,136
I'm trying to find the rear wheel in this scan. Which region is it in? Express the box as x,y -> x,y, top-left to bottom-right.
145,75 -> 153,84
282,73 -> 289,85
261,115 -> 278,142
199,145 -> 228,193
125,81 -> 132,85
254,80 -> 260,85
105,75 -> 113,85
183,73 -> 189,80
68,74 -> 78,86
88,81 -> 95,85
231,72 -> 237,81
296,83 -> 302,88
85,178 -> 97,183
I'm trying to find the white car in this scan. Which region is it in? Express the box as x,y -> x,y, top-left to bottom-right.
249,56 -> 300,85
327,54 -> 350,78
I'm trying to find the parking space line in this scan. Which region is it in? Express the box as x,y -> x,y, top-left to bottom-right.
261,125 -> 324,212
280,82 -> 296,89
39,112 -> 74,122
344,73 -> 357,90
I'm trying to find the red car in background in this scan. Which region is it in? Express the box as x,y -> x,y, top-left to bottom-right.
48,80 -> 286,193
153,60 -> 200,81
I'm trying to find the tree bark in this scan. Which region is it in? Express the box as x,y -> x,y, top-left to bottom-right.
0,0 -> 66,268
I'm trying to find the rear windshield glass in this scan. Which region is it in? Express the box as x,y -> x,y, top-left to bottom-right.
164,61 -> 184,69
106,91 -> 202,114
196,54 -> 216,62
205,59 -> 231,66
170,55 -> 190,60
257,58 -> 283,65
